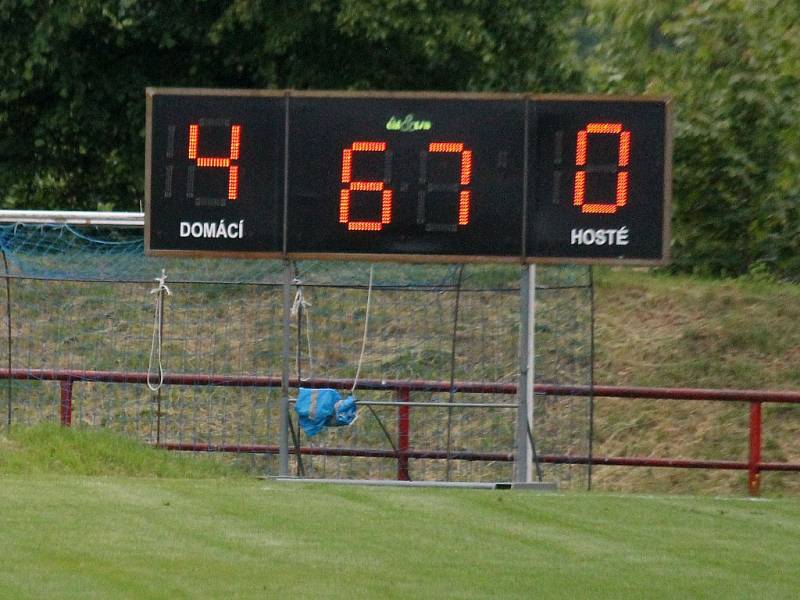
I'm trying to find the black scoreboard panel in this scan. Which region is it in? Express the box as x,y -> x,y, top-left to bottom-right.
145,90 -> 285,256
527,98 -> 670,263
145,89 -> 672,264
287,93 -> 525,259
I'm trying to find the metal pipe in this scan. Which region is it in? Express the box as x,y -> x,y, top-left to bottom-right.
444,264 -> 465,482
2,368 -> 800,403
579,385 -> 800,404
2,250 -> 11,429
155,442 -> 800,475
12,366 -> 798,489
515,264 -> 535,482
760,462 -> 800,472
59,380 -> 73,427
0,210 -> 144,227
159,441 -> 513,462
588,266 -> 595,490
749,401 -> 762,496
540,454 -> 751,470
397,387 -> 410,481
279,262 -> 292,476
272,478 -> 507,490
337,401 -> 516,409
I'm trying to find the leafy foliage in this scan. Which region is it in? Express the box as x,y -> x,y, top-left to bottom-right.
582,0 -> 800,278
0,0 -> 580,211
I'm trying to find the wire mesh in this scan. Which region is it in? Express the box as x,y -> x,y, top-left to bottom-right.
0,223 -> 593,487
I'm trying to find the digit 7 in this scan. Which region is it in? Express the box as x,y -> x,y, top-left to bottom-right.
427,142 -> 472,226
340,141 -> 392,231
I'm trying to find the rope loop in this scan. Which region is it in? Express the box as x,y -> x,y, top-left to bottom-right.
147,269 -> 171,392
291,278 -> 314,380
290,281 -> 311,318
351,265 -> 374,396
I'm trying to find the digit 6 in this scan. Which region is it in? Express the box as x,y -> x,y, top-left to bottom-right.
340,141 -> 392,231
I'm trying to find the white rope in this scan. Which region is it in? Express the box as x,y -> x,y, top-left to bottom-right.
147,269 -> 171,392
351,265 -> 374,395
290,281 -> 314,379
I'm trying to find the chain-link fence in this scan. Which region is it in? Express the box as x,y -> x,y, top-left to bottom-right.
0,223 -> 593,487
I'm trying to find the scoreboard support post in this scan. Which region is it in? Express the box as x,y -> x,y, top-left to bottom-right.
279,262 -> 293,476
515,265 -> 536,483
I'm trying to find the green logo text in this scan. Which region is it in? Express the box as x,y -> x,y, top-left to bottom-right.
386,114 -> 432,132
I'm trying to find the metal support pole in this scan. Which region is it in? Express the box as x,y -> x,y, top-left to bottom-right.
588,266 -> 595,490
3,249 -> 11,429
156,282 -> 166,445
279,261 -> 292,476
515,264 -> 535,482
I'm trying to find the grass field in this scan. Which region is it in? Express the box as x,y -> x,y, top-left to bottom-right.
2,477 -> 799,598
1,426 -> 799,599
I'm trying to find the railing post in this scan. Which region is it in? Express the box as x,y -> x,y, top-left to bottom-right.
397,387 -> 410,481
59,379 -> 73,427
748,401 -> 762,496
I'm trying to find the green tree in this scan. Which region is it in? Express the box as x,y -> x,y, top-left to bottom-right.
582,0 -> 800,278
0,0 -> 580,212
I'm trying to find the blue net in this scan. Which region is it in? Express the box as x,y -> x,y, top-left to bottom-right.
0,222 -> 591,290
0,223 -> 282,284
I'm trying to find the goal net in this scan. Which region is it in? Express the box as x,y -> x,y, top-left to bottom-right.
0,216 -> 594,487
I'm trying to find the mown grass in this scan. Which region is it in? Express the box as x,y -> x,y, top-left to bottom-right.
0,424 -> 246,478
0,471 -> 798,598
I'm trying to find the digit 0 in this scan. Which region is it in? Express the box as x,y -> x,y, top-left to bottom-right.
573,123 -> 630,214
188,123 -> 241,200
340,141 -> 392,231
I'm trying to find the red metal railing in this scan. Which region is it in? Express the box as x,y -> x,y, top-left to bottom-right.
2,368 -> 799,496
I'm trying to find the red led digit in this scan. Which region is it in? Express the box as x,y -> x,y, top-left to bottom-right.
573,123 -> 630,214
340,141 -> 392,231
428,142 -> 472,225
188,123 -> 241,200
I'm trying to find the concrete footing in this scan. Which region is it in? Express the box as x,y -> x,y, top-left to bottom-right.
269,477 -> 557,491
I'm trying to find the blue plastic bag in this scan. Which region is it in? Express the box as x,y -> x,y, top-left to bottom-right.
294,388 -> 358,437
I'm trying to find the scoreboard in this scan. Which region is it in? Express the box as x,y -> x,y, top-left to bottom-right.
145,89 -> 672,264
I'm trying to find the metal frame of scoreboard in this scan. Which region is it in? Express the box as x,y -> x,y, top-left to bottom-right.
145,88 -> 672,265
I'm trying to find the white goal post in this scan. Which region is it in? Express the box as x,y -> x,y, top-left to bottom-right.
0,210 -> 144,227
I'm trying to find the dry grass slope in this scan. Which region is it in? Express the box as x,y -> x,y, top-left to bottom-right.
592,269 -> 800,495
